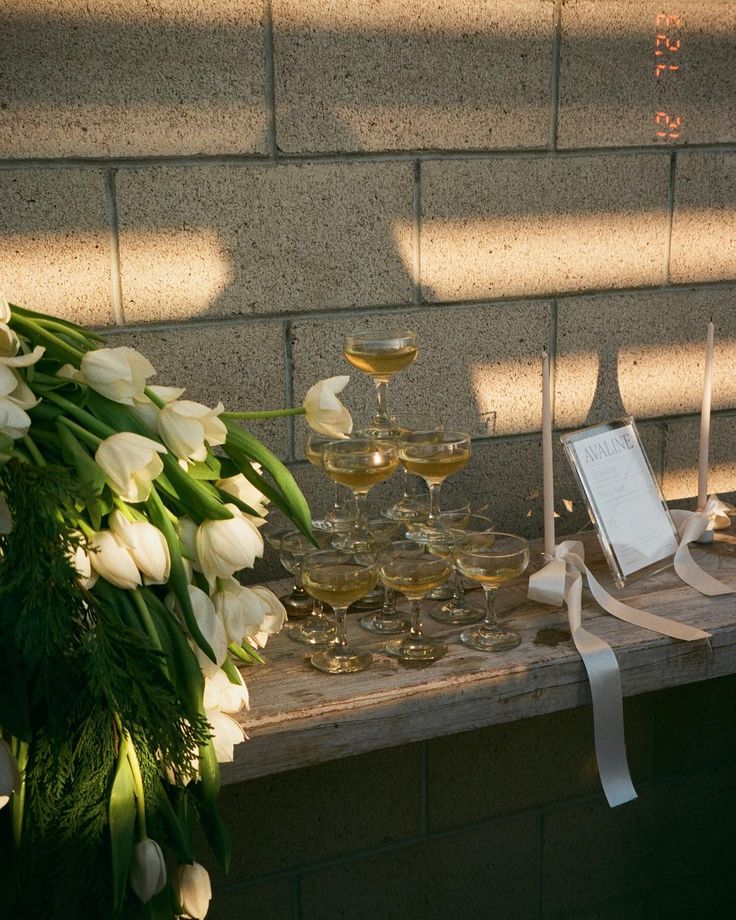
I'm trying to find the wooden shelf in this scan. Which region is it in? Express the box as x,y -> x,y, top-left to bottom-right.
223,529 -> 736,784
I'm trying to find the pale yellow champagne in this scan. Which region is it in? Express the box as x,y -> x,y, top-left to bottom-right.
381,569 -> 449,598
303,564 -> 378,607
325,455 -> 398,491
344,344 -> 418,377
455,562 -> 526,586
399,447 -> 471,481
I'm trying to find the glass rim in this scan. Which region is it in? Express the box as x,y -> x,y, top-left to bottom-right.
451,531 -> 529,560
344,328 -> 416,344
322,437 -> 398,454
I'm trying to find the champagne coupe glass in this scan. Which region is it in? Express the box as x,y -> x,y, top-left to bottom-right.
304,430 -> 354,533
262,516 -> 313,618
322,437 -> 399,553
349,517 -> 405,613
421,512 -> 495,625
382,416 -> 443,523
453,532 -> 530,652
399,431 -> 472,541
280,531 -> 336,645
302,549 -> 379,674
380,546 -> 454,663
343,329 -> 417,433
359,536 -> 413,635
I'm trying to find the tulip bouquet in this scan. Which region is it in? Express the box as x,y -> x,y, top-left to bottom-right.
0,301 -> 352,919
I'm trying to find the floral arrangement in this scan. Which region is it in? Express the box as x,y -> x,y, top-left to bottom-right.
0,301 -> 352,919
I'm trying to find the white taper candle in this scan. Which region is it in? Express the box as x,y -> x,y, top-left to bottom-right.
697,321 -> 715,510
542,351 -> 555,558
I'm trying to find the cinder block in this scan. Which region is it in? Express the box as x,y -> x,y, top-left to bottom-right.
652,674 -> 736,778
649,763 -> 736,887
420,156 -> 670,302
558,1 -> 736,148
557,898 -> 646,920
643,873 -> 734,920
670,152 -> 736,283
273,0 -> 553,153
662,414 -> 736,505
300,815 -> 540,920
290,302 -> 551,439
108,320 -> 288,454
0,1 -> 267,157
209,878 -> 293,920
116,162 -> 414,322
555,289 -> 736,428
205,744 -> 422,885
542,791 -> 654,916
428,696 -> 653,831
0,168 -> 113,325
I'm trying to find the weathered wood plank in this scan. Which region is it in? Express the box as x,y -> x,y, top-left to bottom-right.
223,530 -> 736,784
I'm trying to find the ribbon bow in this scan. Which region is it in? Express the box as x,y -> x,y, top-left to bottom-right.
529,541 -> 710,808
670,495 -> 735,596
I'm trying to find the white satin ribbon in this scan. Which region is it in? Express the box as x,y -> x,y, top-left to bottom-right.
529,540 -> 711,808
669,495 -> 736,596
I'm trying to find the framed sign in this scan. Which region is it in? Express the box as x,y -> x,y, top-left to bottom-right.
561,418 -> 679,589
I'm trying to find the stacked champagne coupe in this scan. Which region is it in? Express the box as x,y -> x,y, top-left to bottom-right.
286,328 -> 530,675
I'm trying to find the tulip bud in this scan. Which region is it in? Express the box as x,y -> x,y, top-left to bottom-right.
215,469 -> 269,520
70,541 -> 98,589
302,376 -> 353,439
205,708 -> 246,764
195,505 -> 264,583
60,346 -> 155,405
89,530 -> 142,590
0,738 -> 20,810
243,586 -> 287,649
173,862 -> 212,919
166,585 -> 227,678
203,668 -> 249,714
109,510 -> 171,584
96,432 -> 167,504
129,837 -> 167,903
158,397 -> 227,463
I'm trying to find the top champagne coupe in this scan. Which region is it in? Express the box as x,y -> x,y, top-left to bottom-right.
344,329 -> 417,433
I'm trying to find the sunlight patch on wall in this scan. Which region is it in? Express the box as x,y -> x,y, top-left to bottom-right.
663,461 -> 736,501
119,230 -> 234,321
469,360 -> 543,436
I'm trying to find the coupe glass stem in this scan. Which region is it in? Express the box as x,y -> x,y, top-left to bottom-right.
333,606 -> 349,650
409,598 -> 423,637
373,378 -> 391,426
354,491 -> 369,530
482,586 -> 499,629
427,481 -> 443,521
450,566 -> 466,607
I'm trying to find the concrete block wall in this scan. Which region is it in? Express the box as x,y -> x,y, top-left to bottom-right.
202,675 -> 736,920
2,0 -> 736,532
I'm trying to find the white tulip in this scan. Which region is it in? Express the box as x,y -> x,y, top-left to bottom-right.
302,375 -> 353,439
195,504 -> 264,583
0,346 -> 44,441
166,585 -> 227,678
95,432 -> 166,503
205,708 -> 246,764
203,668 -> 249,714
176,516 -> 200,568
59,346 -> 155,405
70,542 -> 98,589
244,586 -> 287,649
0,298 -> 10,325
173,862 -> 212,919
129,837 -> 167,903
215,469 -> 269,520
0,738 -> 20,810
158,397 -> 227,463
109,509 -> 170,584
89,530 -> 142,590
211,578 -> 249,644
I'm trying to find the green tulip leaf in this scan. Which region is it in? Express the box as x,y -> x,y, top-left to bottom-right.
109,739 -> 137,914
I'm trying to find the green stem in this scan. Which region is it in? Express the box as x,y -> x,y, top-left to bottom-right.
21,434 -> 46,466
125,731 -> 148,839
130,590 -> 166,658
11,740 -> 29,848
221,407 -> 305,421
76,518 -> 95,540
44,392 -> 113,439
228,641 -> 265,665
10,313 -> 85,364
56,415 -> 103,449
144,387 -> 166,409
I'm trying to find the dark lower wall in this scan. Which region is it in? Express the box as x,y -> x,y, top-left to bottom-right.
201,674 -> 736,920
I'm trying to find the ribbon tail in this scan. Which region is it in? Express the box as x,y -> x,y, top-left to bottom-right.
674,541 -> 735,597
566,577 -> 637,808
584,567 -> 711,642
